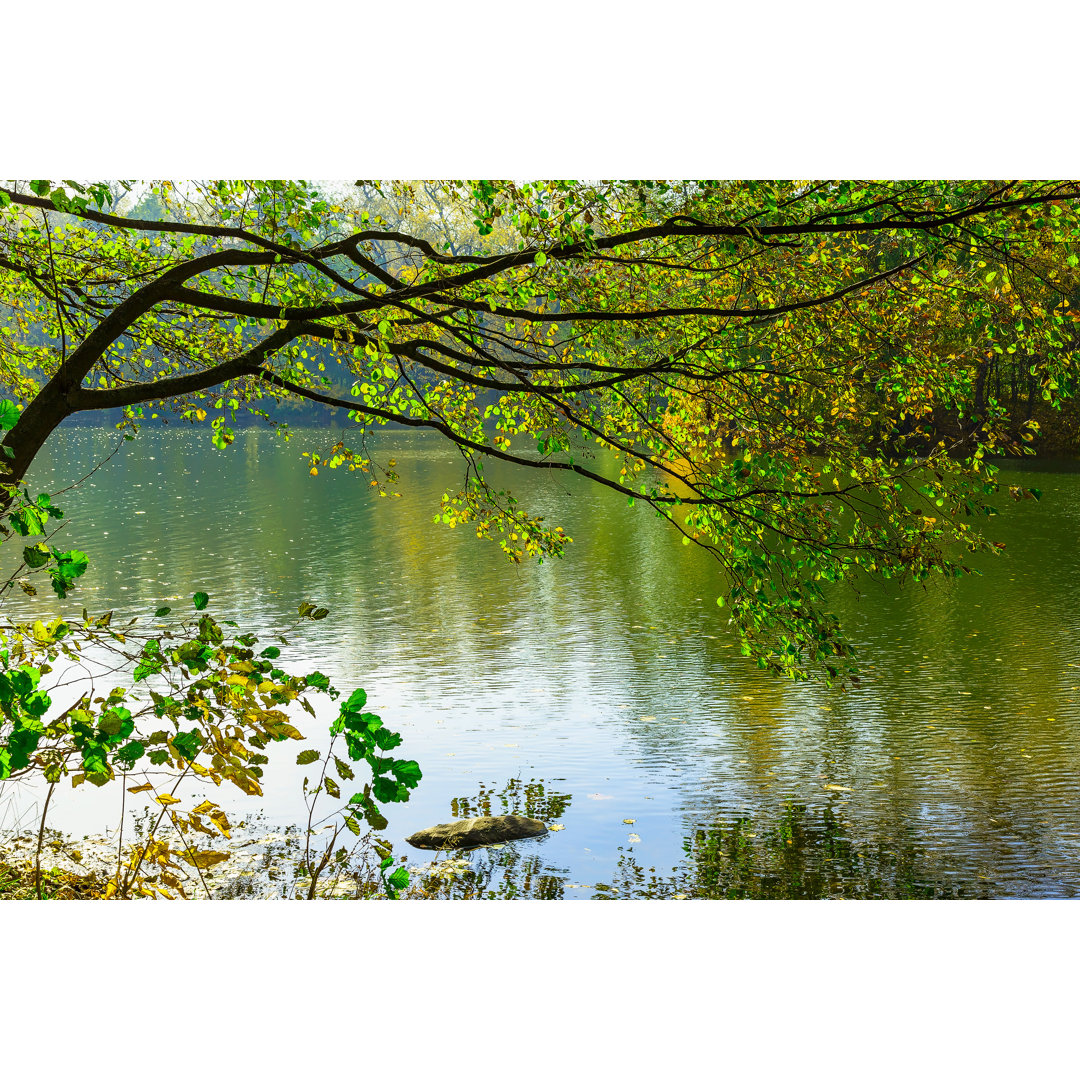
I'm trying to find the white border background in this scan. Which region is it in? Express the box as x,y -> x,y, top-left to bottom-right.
5,2 -> 1078,1075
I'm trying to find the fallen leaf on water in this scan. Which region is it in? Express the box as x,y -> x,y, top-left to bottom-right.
628,833 -> 641,843
623,818 -> 636,825
639,716 -> 656,722
548,823 -> 565,831
823,784 -> 853,793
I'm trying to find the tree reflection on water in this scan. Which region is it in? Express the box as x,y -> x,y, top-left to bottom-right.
409,780 -> 996,899
408,776 -> 573,900
610,801 -> 993,899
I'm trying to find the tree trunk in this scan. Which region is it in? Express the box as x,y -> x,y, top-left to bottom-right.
0,374 -> 73,501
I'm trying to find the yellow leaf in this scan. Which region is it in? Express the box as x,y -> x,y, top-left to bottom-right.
179,849 -> 231,870
623,819 -> 636,825
548,823 -> 565,831
191,800 -> 218,815
185,815 -> 217,837
208,809 -> 232,838
823,784 -> 853,793
127,782 -> 154,794
195,408 -> 207,421
155,793 -> 182,806
222,767 -> 261,796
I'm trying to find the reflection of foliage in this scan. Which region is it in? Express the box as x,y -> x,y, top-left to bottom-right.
450,775 -> 572,823
409,776 -> 571,899
410,843 -> 567,900
606,802 -> 991,900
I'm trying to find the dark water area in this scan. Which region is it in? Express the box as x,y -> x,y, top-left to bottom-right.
3,426 -> 1080,899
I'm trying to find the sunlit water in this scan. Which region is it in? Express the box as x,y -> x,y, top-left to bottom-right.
3,426 -> 1079,898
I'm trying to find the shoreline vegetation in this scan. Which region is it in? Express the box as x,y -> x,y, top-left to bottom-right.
0,818 -> 408,900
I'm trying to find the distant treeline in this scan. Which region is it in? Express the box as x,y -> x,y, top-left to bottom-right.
56,396 -> 344,431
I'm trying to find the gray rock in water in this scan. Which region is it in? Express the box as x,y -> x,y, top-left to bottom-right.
405,815 -> 548,850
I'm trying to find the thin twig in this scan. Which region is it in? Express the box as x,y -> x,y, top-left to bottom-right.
34,781 -> 57,899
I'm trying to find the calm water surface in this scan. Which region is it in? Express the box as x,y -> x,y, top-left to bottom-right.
3,426 -> 1079,898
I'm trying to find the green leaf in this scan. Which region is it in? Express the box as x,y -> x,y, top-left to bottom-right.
259,646 -> 281,659
48,549 -> 89,597
115,741 -> 146,765
372,727 -> 402,751
193,591 -> 209,610
133,649 -> 164,682
155,606 -> 172,617
24,689 -> 51,716
0,400 -> 20,431
296,749 -> 320,765
343,687 -> 367,712
372,776 -> 409,803
390,759 -> 422,788
22,543 -> 50,569
172,729 -> 202,761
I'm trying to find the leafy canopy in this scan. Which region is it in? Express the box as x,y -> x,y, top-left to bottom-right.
3,179 -> 1080,680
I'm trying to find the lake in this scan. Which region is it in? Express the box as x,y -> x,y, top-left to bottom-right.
3,425 -> 1079,898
